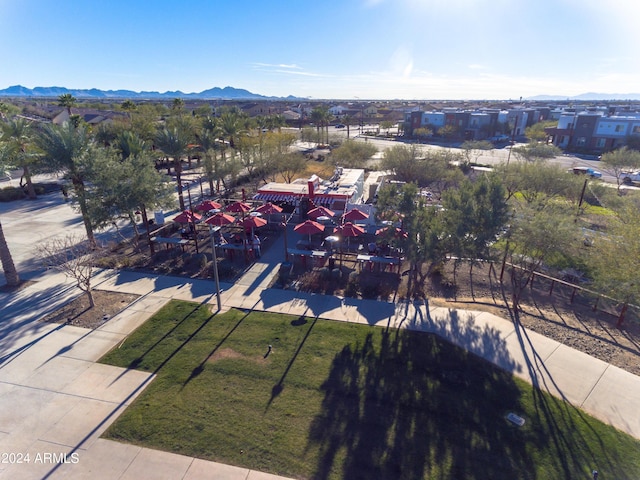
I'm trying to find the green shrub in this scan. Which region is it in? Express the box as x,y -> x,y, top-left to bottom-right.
192,253 -> 208,269
0,187 -> 25,202
360,281 -> 378,299
215,259 -> 239,281
345,272 -> 359,297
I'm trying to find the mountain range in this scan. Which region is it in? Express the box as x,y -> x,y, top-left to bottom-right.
0,85 -> 301,100
526,92 -> 640,101
1,85 -> 639,102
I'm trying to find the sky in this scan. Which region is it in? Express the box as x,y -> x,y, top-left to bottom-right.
1,0 -> 639,100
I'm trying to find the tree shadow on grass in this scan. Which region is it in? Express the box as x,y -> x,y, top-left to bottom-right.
502,285 -> 624,479
181,307 -> 254,388
266,315 -> 318,410
307,329 -> 533,480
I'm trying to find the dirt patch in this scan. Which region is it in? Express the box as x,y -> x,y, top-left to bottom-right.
207,347 -> 269,365
40,290 -> 139,330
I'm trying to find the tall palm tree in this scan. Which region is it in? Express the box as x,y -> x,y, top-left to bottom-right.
115,130 -> 146,160
311,105 -> 332,144
342,114 -> 354,139
35,122 -> 96,246
1,117 -> 38,199
0,145 -> 20,286
120,99 -> 137,122
171,98 -> 185,117
58,93 -> 77,117
219,110 -> 247,148
0,220 -> 20,287
156,127 -> 190,211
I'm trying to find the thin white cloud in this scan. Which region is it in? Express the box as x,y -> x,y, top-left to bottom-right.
252,63 -> 303,70
272,69 -> 328,78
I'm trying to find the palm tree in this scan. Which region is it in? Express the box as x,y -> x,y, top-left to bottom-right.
343,114 -> 354,139
311,105 -> 332,144
58,93 -> 77,117
0,221 -> 20,287
121,99 -> 137,121
171,97 -> 184,114
115,130 -> 146,160
156,127 -> 190,211
219,109 -> 247,148
35,122 -> 96,246
1,117 -> 38,199
0,145 -> 20,286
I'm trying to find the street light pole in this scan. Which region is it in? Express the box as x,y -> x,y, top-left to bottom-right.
282,214 -> 289,262
209,225 -> 222,312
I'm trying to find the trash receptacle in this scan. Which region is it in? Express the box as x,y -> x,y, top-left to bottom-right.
154,210 -> 165,225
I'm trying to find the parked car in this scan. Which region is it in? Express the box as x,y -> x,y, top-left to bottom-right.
334,124 -> 345,129
619,170 -> 640,185
570,167 -> 602,178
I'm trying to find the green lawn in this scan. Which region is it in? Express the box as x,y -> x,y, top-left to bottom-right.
100,300 -> 640,480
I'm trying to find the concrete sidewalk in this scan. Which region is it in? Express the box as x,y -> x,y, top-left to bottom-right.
2,237 -> 640,478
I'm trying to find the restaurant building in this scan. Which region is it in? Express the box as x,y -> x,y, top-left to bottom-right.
253,168 -> 366,215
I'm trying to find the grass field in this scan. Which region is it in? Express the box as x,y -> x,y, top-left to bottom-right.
100,300 -> 640,480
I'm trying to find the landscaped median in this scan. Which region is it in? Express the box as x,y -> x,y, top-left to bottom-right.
99,300 -> 640,479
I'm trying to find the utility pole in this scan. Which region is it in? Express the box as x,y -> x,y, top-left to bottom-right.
208,225 -> 222,311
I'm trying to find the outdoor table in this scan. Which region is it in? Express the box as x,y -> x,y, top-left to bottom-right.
356,254 -> 401,273
287,248 -> 328,268
220,243 -> 252,260
150,236 -> 190,252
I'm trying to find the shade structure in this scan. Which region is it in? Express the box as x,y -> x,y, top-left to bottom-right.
226,201 -> 252,213
172,210 -> 202,223
334,222 -> 365,237
334,221 -> 364,251
194,200 -> 222,212
294,219 -> 325,242
307,206 -> 335,220
255,202 -> 283,215
375,226 -> 408,239
343,208 -> 369,222
240,215 -> 267,230
204,212 -> 235,226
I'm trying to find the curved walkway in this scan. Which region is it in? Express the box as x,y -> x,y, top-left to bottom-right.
1,232 -> 640,478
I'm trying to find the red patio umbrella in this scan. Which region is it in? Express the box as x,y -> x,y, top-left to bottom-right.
240,215 -> 267,230
335,222 -> 364,237
226,201 -> 252,214
307,206 -> 335,220
255,202 -> 283,224
255,202 -> 283,215
294,219 -> 325,242
204,212 -> 235,226
334,222 -> 364,250
343,208 -> 369,222
172,210 -> 202,223
195,200 -> 222,212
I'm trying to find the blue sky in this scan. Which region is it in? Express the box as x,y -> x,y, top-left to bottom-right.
1,0 -> 638,99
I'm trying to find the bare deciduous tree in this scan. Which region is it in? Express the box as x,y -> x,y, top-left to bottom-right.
38,234 -> 99,308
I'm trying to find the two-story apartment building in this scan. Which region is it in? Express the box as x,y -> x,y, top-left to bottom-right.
545,109 -> 640,152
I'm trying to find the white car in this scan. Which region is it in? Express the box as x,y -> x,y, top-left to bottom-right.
619,170 -> 640,185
